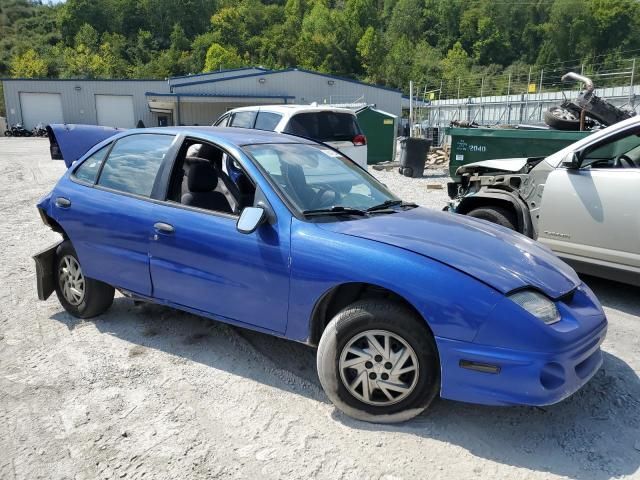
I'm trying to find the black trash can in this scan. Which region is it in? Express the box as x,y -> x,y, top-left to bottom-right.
398,137 -> 431,177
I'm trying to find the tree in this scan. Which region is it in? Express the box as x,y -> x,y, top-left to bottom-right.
204,42 -> 244,71
10,49 -> 48,77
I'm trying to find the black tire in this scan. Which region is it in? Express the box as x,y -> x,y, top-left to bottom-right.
543,106 -> 580,131
54,241 -> 114,318
317,300 -> 440,423
401,167 -> 413,177
467,206 -> 517,231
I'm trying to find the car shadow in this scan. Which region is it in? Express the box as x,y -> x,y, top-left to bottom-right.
50,290 -> 639,480
334,351 -> 640,480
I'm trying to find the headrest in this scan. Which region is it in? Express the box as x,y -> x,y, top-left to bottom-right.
188,162 -> 218,192
197,143 -> 223,162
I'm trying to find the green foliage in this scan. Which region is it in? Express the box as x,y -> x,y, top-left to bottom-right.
1,0 -> 639,94
10,49 -> 48,78
204,43 -> 244,71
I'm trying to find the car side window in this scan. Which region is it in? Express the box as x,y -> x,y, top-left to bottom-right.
581,128 -> 640,169
254,112 -> 282,131
97,134 -> 175,197
73,145 -> 110,183
214,114 -> 230,127
229,111 -> 256,128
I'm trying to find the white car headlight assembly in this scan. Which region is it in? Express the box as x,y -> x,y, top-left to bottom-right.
508,290 -> 561,325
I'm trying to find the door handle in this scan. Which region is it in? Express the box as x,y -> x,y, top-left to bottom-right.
153,222 -> 175,234
55,197 -> 71,208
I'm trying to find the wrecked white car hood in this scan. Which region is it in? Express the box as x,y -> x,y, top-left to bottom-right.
456,158 -> 530,175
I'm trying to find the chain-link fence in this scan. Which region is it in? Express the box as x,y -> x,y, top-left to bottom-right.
413,58 -> 639,145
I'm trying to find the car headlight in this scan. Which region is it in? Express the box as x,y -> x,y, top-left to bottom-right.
508,290 -> 560,325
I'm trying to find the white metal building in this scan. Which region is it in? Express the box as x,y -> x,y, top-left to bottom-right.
2,67 -> 402,129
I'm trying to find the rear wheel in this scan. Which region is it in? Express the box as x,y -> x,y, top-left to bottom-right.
55,241 -> 114,318
467,206 -> 517,231
317,300 -> 440,423
4,130 -> 12,137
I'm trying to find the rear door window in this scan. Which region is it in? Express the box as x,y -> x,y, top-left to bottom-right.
214,114 -> 230,126
283,112 -> 361,142
97,134 -> 175,197
73,145 -> 110,184
254,111 -> 282,131
229,111 -> 257,128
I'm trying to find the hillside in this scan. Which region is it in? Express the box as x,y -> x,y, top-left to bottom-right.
1,0 -> 640,92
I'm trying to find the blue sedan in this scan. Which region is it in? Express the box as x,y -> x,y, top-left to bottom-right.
34,126 -> 607,423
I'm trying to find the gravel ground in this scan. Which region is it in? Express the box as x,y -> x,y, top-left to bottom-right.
368,165 -> 450,209
1,137 -> 639,480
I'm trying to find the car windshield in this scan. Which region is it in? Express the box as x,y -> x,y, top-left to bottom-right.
242,143 -> 399,215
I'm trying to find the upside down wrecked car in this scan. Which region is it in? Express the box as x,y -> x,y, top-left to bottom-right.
35,125 -> 607,422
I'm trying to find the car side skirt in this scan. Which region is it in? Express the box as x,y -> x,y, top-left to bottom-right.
558,254 -> 640,288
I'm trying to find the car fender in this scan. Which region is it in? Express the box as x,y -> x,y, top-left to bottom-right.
456,189 -> 534,237
286,220 -> 504,344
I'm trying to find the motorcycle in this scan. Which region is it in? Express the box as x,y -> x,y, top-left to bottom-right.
543,72 -> 636,131
4,123 -> 33,137
32,123 -> 48,137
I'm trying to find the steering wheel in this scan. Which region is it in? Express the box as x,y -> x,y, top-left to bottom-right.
613,154 -> 635,168
311,184 -> 338,208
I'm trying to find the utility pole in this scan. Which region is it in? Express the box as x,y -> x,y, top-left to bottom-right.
630,58 -> 636,106
409,80 -> 413,138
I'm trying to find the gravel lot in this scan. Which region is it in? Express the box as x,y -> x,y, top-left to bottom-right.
1,137 -> 639,480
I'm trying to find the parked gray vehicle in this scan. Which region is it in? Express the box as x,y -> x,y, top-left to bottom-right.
447,116 -> 640,287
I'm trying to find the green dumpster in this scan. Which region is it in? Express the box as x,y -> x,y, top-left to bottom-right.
446,127 -> 592,177
356,106 -> 397,164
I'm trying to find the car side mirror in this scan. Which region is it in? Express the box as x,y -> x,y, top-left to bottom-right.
562,152 -> 581,169
236,207 -> 266,234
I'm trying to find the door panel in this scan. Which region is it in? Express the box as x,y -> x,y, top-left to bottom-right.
538,168 -> 640,269
52,182 -> 155,295
148,204 -> 291,333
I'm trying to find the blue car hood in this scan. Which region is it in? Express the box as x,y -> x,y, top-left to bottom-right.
318,208 -> 580,298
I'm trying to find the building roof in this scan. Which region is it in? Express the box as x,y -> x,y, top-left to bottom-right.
170,67 -> 402,94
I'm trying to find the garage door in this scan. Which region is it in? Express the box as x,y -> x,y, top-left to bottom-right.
95,95 -> 135,128
19,93 -> 64,130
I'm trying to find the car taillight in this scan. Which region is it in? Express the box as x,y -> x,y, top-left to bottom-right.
353,134 -> 367,146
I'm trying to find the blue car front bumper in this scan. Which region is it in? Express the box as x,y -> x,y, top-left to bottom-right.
436,322 -> 607,406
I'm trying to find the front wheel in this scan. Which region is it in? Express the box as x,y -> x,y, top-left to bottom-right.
55,241 -> 114,318
4,130 -> 12,137
467,206 -> 517,231
317,300 -> 440,423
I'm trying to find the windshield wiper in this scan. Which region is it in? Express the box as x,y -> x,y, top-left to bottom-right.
366,200 -> 418,212
302,206 -> 368,217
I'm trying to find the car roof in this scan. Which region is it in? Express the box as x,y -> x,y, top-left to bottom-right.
125,126 -> 317,146
224,104 -> 357,116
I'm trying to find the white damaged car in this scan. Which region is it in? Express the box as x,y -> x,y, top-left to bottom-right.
447,116 -> 640,287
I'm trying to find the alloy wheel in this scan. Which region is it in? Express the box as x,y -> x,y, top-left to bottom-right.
59,255 -> 85,306
339,329 -> 419,406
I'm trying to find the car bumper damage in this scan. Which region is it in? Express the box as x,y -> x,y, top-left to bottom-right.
33,241 -> 62,301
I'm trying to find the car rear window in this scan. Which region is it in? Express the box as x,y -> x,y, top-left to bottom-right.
283,112 -> 361,142
97,134 -> 175,197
